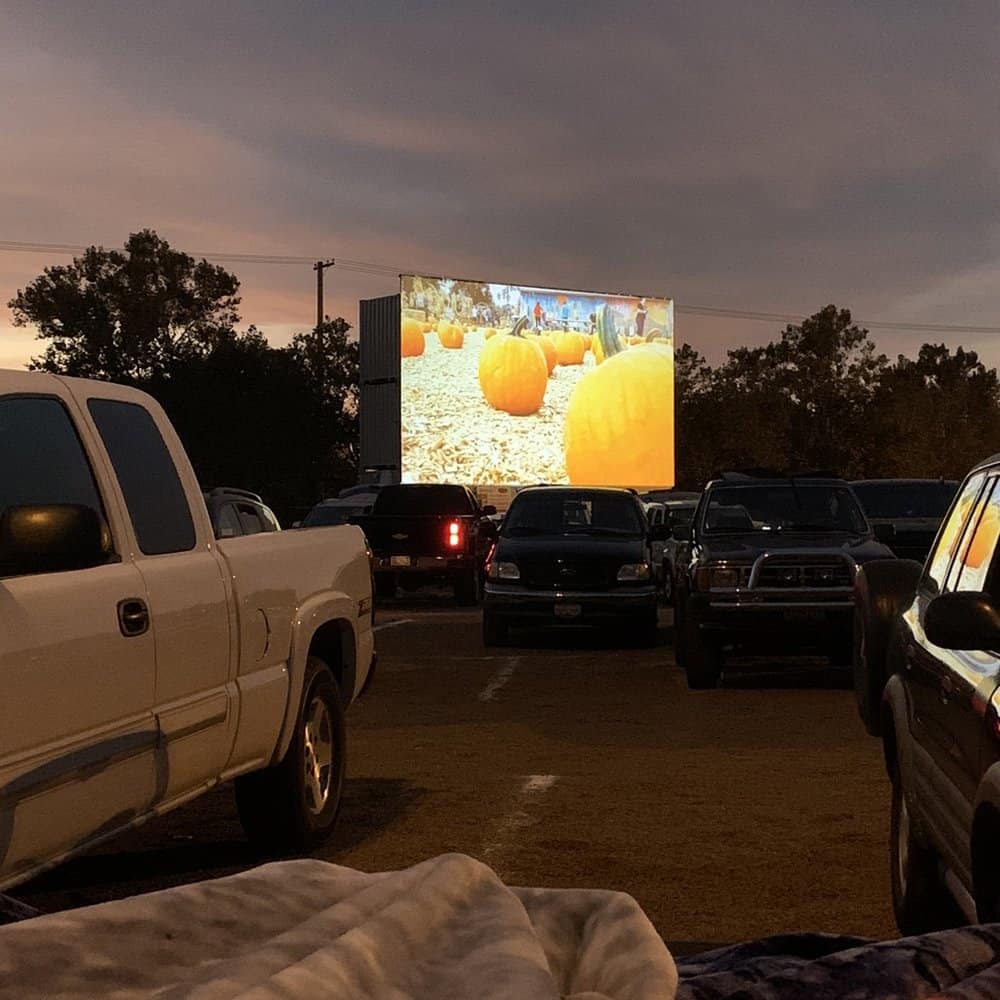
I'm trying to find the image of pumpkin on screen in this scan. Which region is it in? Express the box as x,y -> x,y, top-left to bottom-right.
564,305 -> 674,488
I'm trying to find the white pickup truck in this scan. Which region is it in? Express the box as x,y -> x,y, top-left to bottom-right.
0,370 -> 375,891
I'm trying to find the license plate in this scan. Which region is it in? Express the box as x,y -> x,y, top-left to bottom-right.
554,603 -> 582,618
784,608 -> 825,623
390,555 -> 412,568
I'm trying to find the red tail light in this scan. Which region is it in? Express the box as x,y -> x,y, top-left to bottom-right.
446,520 -> 463,549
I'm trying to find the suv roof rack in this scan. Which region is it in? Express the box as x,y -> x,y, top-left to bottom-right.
206,487 -> 263,502
718,469 -> 841,482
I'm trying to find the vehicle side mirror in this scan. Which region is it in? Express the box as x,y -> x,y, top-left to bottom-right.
874,523 -> 896,543
649,523 -> 670,541
672,524 -> 692,542
482,505 -> 498,516
924,591 -> 1000,651
0,504 -> 112,577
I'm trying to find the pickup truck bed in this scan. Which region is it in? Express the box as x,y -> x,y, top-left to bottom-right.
0,369 -> 374,890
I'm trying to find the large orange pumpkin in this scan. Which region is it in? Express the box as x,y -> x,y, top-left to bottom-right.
401,317 -> 425,358
479,317 -> 548,415
550,330 -> 587,366
564,304 -> 674,487
437,320 -> 464,349
535,333 -> 558,375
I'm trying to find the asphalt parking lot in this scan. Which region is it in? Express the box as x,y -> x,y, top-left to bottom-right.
16,595 -> 897,948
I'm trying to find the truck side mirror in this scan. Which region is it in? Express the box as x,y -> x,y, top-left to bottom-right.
925,591 -> 1000,651
0,504 -> 112,577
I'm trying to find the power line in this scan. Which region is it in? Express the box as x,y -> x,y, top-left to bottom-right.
2,239 -> 999,336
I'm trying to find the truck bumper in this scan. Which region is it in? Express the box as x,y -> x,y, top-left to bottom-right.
484,584 -> 657,629
688,592 -> 853,652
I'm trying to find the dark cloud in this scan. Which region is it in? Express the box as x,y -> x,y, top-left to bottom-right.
2,1 -> 1000,366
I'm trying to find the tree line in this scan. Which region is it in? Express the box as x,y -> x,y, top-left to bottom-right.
674,305 -> 1000,489
8,230 -> 358,524
9,231 -> 998,509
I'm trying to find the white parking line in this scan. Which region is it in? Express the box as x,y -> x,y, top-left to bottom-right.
373,618 -> 415,633
481,774 -> 560,869
478,657 -> 519,701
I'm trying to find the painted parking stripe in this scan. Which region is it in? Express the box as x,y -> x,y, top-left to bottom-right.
373,618 -> 415,633
481,774 -> 560,869
478,657 -> 519,701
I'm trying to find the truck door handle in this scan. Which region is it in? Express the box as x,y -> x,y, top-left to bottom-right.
118,598 -> 150,637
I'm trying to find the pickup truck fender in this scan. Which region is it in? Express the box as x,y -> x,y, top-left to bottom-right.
273,593 -> 361,766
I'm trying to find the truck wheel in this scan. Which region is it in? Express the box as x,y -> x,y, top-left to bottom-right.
854,559 -> 922,736
685,617 -> 723,689
235,656 -> 346,853
375,573 -> 397,600
673,591 -> 688,668
483,611 -> 508,647
890,766 -> 955,935
662,568 -> 675,606
454,568 -> 480,606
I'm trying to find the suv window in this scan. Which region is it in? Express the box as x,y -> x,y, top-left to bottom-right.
926,472 -> 988,593
217,503 -> 242,538
236,502 -> 265,535
955,478 -> 1000,595
375,485 -> 474,516
88,399 -> 196,556
703,484 -> 867,534
0,396 -> 109,571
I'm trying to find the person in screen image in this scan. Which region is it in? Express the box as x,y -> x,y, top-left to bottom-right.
635,298 -> 648,339
561,300 -> 570,328
533,300 -> 543,330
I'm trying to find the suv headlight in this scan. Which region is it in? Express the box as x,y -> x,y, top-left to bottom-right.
488,561 -> 520,580
618,562 -> 651,581
694,565 -> 746,590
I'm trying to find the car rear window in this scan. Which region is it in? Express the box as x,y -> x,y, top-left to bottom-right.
374,486 -> 474,516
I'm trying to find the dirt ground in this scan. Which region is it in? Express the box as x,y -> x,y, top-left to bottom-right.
16,596 -> 897,950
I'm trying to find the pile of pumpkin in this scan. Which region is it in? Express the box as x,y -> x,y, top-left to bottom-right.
400,306 -> 674,486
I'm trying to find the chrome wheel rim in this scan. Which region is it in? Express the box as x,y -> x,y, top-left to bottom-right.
303,695 -> 334,816
897,790 -> 910,896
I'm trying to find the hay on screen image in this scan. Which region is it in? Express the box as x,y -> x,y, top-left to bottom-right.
399,275 -> 674,489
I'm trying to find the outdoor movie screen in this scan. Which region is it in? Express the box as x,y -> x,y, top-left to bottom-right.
399,274 -> 675,488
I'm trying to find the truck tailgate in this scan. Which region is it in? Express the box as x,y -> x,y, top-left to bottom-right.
361,515 -> 466,557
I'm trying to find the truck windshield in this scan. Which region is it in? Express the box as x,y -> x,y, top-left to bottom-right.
374,485 -> 474,516
703,484 -> 868,534
504,491 -> 644,537
852,482 -> 958,520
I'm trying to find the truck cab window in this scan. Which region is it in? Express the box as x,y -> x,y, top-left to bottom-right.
88,399 -> 196,555
0,396 -> 108,574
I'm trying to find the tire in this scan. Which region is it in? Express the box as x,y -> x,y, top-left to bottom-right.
662,568 -> 675,606
889,767 -> 955,935
854,559 -> 922,736
454,568 -> 481,606
375,573 -> 397,600
235,657 -> 346,854
673,590 -> 688,669
483,610 -> 509,647
684,613 -> 723,689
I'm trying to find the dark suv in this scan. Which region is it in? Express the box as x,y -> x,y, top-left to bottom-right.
674,472 -> 894,688
851,478 -> 959,563
854,455 -> 1000,933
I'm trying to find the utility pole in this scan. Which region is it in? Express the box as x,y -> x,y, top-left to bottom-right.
313,259 -> 336,328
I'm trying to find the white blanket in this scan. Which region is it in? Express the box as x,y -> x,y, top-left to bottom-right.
0,853 -> 677,999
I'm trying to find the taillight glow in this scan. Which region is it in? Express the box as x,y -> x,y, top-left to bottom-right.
447,520 -> 463,548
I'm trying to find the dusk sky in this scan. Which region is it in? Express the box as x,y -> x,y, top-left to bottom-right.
3,1 -> 1000,369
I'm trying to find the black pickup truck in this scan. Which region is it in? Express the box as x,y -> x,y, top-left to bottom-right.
358,484 -> 497,604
